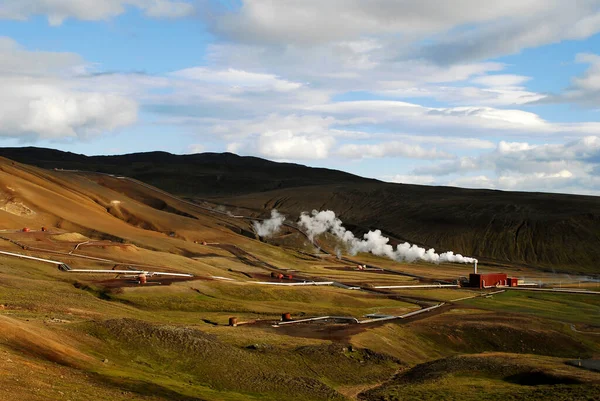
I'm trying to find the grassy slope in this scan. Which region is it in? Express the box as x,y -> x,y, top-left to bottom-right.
460,290 -> 600,326
3,253 -> 598,400
0,156 -> 598,400
360,353 -> 600,401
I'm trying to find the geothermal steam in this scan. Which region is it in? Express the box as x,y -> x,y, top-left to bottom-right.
298,209 -> 477,265
253,209 -> 286,237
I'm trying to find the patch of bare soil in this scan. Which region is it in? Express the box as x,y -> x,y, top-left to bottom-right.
51,232 -> 90,242
0,188 -> 35,217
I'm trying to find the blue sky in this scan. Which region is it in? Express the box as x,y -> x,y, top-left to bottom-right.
1,1 -> 600,195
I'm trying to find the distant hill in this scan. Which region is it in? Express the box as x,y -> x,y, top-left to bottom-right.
0,147 -> 371,197
217,183 -> 600,274
1,146 -> 599,274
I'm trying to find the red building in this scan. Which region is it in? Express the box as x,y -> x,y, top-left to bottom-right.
469,273 -> 508,288
507,277 -> 519,287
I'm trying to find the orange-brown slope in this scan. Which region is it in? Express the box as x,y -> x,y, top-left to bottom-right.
0,158 -> 259,258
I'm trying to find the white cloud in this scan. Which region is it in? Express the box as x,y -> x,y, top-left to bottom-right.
214,115 -> 338,160
418,3 -> 600,64
448,170 -> 600,195
207,41 -> 505,92
171,67 -> 303,92
337,141 -> 454,160
257,130 -> 334,160
210,114 -> 337,140
306,99 -> 600,139
0,37 -> 83,75
0,77 -> 137,140
187,144 -> 204,154
406,136 -> 600,195
544,53 -> 600,106
143,0 -> 195,18
378,73 -> 545,106
0,0 -> 194,25
384,174 -> 436,186
224,142 -> 240,154
472,74 -> 531,87
385,135 -> 495,150
229,130 -> 335,160
414,157 -> 481,176
447,175 -> 496,189
0,38 -> 137,139
210,1 -> 600,68
213,1 -> 564,46
417,137 -> 600,176
377,85 -> 544,106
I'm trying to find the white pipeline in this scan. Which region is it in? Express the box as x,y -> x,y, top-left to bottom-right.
373,284 -> 459,289
0,250 -> 63,265
276,303 -> 446,326
254,281 -> 334,286
278,316 -> 360,325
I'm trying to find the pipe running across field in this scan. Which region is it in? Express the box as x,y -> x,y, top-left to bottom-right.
0,249 -> 193,278
373,284 -> 459,289
275,303 -> 446,326
359,303 -> 446,324
0,250 -> 63,265
254,281 -> 335,286
278,316 -> 360,325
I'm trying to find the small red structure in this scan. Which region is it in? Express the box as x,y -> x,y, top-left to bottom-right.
41,227 -> 47,232
281,313 -> 292,322
138,273 -> 148,285
22,227 -> 30,233
469,273 -> 508,288
507,277 -> 519,287
285,274 -> 293,280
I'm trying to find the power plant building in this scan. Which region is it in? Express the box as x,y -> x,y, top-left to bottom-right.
469,273 -> 508,288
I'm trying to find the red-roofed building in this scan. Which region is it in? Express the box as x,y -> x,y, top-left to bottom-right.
469,273 -> 508,288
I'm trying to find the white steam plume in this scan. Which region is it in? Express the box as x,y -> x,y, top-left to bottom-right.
253,209 -> 286,238
298,209 -> 477,265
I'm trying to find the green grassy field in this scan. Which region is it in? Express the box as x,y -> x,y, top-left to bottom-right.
361,353 -> 600,401
460,290 -> 600,326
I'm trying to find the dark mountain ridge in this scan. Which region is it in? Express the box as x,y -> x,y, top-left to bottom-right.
0,147 -> 373,197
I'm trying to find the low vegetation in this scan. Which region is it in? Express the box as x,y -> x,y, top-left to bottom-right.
0,155 -> 597,400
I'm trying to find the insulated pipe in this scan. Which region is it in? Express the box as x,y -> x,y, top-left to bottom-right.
0,250 -> 63,265
254,281 -> 334,286
373,284 -> 459,289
